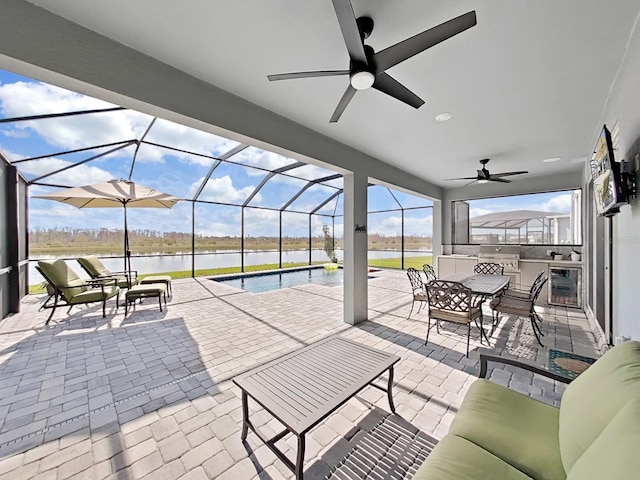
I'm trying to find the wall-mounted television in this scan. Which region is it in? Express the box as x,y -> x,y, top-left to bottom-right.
591,125 -> 629,217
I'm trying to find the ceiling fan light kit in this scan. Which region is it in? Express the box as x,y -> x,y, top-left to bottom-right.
267,0 -> 477,122
350,70 -> 375,90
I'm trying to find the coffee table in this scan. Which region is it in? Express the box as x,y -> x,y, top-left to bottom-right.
233,337 -> 400,479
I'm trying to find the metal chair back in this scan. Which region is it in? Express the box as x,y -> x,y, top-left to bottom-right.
406,268 -> 425,293
474,262 -> 504,275
425,280 -> 473,313
422,264 -> 436,283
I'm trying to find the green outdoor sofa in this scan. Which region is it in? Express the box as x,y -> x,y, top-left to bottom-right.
37,259 -> 120,324
414,340 -> 640,480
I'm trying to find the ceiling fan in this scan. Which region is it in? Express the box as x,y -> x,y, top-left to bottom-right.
446,159 -> 529,184
267,0 -> 477,123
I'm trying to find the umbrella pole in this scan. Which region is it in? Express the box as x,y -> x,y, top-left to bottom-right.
123,203 -> 131,288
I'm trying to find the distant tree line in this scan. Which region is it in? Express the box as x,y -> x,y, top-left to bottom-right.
28,227 -> 432,255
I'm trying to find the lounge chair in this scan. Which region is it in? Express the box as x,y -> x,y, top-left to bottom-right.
77,255 -> 138,289
37,259 -> 119,324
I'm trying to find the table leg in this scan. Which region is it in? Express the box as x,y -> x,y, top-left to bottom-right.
241,391 -> 249,441
295,434 -> 305,480
387,366 -> 396,413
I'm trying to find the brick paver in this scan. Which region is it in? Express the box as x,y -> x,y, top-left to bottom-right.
0,270 -> 599,478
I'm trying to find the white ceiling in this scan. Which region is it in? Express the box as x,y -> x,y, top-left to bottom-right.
25,0 -> 640,187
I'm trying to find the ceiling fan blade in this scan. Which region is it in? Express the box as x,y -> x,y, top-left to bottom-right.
488,177 -> 511,183
331,0 -> 368,65
490,170 -> 529,178
268,70 -> 350,81
330,84 -> 357,123
372,73 -> 425,108
373,11 -> 477,72
444,176 -> 479,181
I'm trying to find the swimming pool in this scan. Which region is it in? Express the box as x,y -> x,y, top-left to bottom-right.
214,267 -> 344,293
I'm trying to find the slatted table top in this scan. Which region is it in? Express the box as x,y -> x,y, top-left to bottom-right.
442,273 -> 510,296
233,337 -> 400,435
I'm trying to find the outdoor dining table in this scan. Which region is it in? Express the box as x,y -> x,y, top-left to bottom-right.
441,272 -> 511,297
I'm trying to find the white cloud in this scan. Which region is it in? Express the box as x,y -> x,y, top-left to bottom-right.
540,194 -> 572,213
20,157 -> 114,186
369,215 -> 402,236
0,81 -> 238,167
232,148 -> 295,174
189,175 -> 262,204
470,208 -> 493,218
140,119 -> 239,165
30,204 -> 86,218
0,81 -> 152,150
2,127 -> 30,138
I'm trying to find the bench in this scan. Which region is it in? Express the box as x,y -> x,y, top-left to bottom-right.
413,341 -> 640,480
124,283 -> 167,314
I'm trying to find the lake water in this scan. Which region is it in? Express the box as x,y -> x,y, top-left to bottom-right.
29,249 -> 431,284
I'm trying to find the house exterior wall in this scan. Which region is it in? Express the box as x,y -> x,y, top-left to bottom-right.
595,14 -> 640,341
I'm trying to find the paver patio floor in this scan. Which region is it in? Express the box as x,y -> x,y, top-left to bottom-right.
0,269 -> 599,479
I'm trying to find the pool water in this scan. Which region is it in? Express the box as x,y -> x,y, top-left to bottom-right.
214,267 -> 344,293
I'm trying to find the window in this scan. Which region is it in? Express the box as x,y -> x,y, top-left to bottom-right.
453,190 -> 582,245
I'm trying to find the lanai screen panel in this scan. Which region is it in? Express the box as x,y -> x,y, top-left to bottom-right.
194,203 -> 241,271
403,208 -> 434,254
286,183 -> 340,213
144,118 -> 240,159
246,174 -> 307,209
243,208 -> 280,267
199,162 -> 268,206
230,146 -> 299,172
282,211 -> 312,264
132,143 -> 213,200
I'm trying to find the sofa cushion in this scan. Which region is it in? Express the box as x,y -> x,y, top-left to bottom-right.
448,379 -> 565,480
413,434 -> 533,480
566,398 -> 640,480
558,341 -> 640,472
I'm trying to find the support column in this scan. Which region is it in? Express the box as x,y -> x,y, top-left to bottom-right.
432,200 -> 442,274
343,172 -> 368,325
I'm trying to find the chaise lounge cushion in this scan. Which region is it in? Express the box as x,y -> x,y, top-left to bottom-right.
38,259 -> 88,300
412,434 -> 533,480
78,255 -> 136,289
558,341 -> 640,472
448,379 -> 565,480
566,398 -> 640,480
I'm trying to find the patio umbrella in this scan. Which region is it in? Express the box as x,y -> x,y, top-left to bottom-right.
33,179 -> 180,280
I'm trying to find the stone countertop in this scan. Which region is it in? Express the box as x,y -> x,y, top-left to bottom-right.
520,258 -> 583,265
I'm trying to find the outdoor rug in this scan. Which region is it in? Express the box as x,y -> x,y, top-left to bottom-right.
549,349 -> 597,380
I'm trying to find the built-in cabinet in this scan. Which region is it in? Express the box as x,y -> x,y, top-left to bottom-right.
437,256 -> 583,307
437,256 -> 477,277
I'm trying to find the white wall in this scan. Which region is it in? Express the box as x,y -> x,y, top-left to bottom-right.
597,13 -> 640,340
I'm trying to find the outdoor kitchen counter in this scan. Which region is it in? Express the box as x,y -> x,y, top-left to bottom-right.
520,259 -> 583,265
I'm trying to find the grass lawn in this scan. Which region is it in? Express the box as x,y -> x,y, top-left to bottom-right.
367,256 -> 432,270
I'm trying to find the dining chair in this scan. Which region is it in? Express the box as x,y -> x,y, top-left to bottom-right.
425,280 -> 487,357
490,277 -> 548,346
406,267 -> 428,319
422,263 -> 437,283
474,262 -> 504,275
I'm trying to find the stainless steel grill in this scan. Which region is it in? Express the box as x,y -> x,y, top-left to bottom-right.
477,245 -> 520,273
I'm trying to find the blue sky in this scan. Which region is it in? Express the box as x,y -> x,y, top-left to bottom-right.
0,68 -> 437,237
